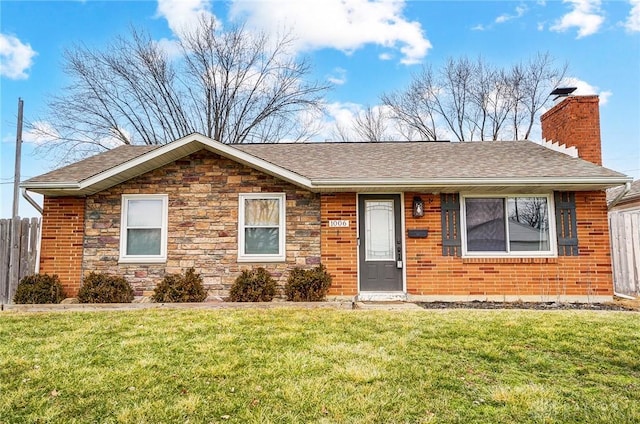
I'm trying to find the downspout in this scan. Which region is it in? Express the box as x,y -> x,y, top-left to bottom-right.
608,181 -> 631,210
22,189 -> 43,273
22,188 -> 43,214
607,182 -> 636,299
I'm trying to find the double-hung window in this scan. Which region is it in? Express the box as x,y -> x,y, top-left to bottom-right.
238,193 -> 286,262
119,194 -> 168,263
462,195 -> 554,256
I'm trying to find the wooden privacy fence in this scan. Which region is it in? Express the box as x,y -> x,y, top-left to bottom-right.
1,217 -> 41,304
609,211 -> 640,296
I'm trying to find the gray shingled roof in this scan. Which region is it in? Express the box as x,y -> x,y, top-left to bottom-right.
234,141 -> 624,180
24,145 -> 160,184
22,137 -> 629,195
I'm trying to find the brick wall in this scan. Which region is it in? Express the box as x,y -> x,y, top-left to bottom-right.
82,149 -> 320,296
320,191 -> 613,298
404,191 -> 612,297
321,193 -> 358,296
39,197 -> 85,296
541,95 -> 602,165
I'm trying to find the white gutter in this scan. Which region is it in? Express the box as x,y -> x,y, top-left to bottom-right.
311,176 -> 631,189
21,182 -> 80,191
21,188 -> 43,274
21,188 -> 43,214
23,176 -> 631,196
607,181 -> 632,210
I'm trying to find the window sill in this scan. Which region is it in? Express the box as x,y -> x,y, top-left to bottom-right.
118,257 -> 167,264
237,256 -> 286,263
462,257 -> 558,264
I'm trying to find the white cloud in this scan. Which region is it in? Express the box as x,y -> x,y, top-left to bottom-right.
626,0 -> 640,32
0,33 -> 37,79
471,24 -> 486,31
495,4 -> 527,24
22,121 -> 60,145
561,77 -> 612,105
229,0 -> 431,65
550,0 -> 604,38
101,127 -> 130,149
323,101 -> 360,134
599,90 -> 613,105
320,102 -> 422,141
327,67 -> 347,85
379,52 -> 393,60
154,38 -> 182,59
156,0 -> 216,37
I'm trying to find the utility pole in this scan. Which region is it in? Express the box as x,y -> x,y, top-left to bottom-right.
12,98 -> 24,218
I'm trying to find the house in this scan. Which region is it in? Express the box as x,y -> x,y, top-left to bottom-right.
607,179 -> 640,297
22,95 -> 631,302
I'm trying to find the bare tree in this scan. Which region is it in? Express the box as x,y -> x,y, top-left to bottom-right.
32,16 -> 330,163
332,105 -> 395,142
509,197 -> 548,229
519,52 -> 567,139
468,59 -> 514,141
381,53 -> 566,142
380,66 -> 440,141
352,105 -> 394,141
331,121 -> 354,142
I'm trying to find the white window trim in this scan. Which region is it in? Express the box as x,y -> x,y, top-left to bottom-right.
461,193 -> 557,258
238,193 -> 286,262
119,194 -> 168,263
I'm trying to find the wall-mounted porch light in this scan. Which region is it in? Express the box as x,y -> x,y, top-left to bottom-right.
412,196 -> 424,218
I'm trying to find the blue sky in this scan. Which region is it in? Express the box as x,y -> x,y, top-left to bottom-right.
1,0 -> 639,218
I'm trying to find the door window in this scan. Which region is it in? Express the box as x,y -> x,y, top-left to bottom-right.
364,200 -> 395,261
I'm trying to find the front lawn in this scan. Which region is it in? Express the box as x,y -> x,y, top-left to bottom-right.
1,308 -> 638,423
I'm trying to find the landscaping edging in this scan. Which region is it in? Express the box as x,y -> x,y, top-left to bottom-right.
417,300 -> 639,311
1,301 -> 355,313
3,300 -> 638,313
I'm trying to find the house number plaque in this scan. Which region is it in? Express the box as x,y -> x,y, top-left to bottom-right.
329,220 -> 350,228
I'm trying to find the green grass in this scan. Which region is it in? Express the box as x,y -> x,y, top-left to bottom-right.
1,308 -> 639,423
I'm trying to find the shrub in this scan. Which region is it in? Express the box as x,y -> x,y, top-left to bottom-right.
229,268 -> 277,302
285,264 -> 332,301
77,272 -> 134,303
152,267 -> 207,303
13,273 -> 65,304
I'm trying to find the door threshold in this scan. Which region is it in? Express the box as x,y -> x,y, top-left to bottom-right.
356,292 -> 408,302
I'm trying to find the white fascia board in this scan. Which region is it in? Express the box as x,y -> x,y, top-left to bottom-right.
78,134 -> 207,189
310,176 -> 632,189
20,182 -> 80,190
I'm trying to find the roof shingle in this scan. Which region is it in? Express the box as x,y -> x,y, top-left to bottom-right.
25,145 -> 160,184
234,140 -> 624,180
22,137 -> 628,194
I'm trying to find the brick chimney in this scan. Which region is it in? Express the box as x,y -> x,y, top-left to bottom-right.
540,95 -> 601,165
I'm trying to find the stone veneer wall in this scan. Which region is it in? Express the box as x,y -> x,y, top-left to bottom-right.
83,149 -> 321,296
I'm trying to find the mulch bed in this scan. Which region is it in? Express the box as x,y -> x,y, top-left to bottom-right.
417,301 -> 638,311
